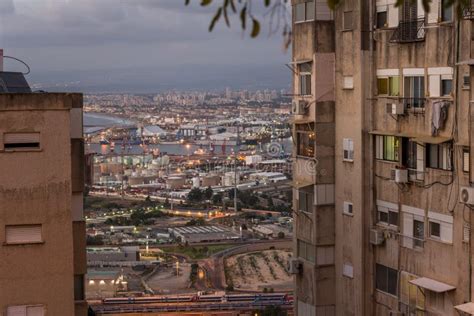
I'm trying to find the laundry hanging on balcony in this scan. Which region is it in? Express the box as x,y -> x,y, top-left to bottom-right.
431,100 -> 450,136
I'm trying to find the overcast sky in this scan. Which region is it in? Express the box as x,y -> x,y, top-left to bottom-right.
0,0 -> 290,92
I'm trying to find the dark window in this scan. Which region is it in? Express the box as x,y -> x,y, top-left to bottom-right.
463,75 -> 470,88
74,274 -> 85,301
377,206 -> 399,227
296,123 -> 315,157
376,135 -> 400,162
441,0 -> 453,22
295,1 -> 315,22
376,264 -> 398,296
343,11 -> 353,30
300,74 -> 312,95
426,143 -> 453,170
402,138 -> 418,169
441,79 -> 452,96
298,186 -> 314,213
430,221 -> 441,238
404,76 -> 425,108
3,132 -> 40,151
376,11 -> 388,28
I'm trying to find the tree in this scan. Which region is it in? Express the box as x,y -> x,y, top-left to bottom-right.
188,187 -> 204,203
204,186 -> 214,200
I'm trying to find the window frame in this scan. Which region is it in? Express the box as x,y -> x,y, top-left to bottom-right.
294,1 -> 315,23
426,142 -> 453,171
375,263 -> 398,296
343,11 -> 353,31
4,224 -> 44,245
377,205 -> 399,228
298,185 -> 314,213
440,0 -> 453,22
376,10 -> 388,29
343,138 -> 354,162
375,135 -> 400,162
296,123 -> 315,158
297,239 -> 315,263
463,148 -> 470,173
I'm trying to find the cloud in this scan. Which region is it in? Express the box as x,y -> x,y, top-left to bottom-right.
1,0 -> 290,90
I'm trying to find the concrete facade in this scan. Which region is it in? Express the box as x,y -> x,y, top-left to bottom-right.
0,93 -> 87,315
292,1 -> 474,315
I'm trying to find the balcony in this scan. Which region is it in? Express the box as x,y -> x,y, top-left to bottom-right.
463,1 -> 474,19
382,97 -> 426,115
390,18 -> 426,43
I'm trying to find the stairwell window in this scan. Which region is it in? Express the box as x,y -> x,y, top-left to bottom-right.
299,62 -> 312,96
343,138 -> 354,161
296,123 -> 315,157
426,142 -> 452,170
343,11 -> 353,30
463,148 -> 470,173
295,1 -> 315,23
375,135 -> 400,162
5,224 -> 43,245
297,239 -> 315,263
298,185 -> 314,213
376,264 -> 398,296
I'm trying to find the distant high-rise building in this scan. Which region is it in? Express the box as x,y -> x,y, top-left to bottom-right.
0,64 -> 87,315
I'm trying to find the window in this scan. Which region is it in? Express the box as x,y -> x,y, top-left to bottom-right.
428,212 -> 453,243
464,224 -> 470,243
5,225 -> 42,245
402,206 -> 425,249
376,264 -> 398,296
343,263 -> 354,278
377,76 -> 400,96
413,219 -> 425,248
441,0 -> 453,22
402,138 -> 425,181
343,201 -> 353,215
295,1 -> 315,23
75,274 -> 85,301
400,271 -> 425,312
299,62 -> 312,96
441,79 -> 452,96
298,185 -> 314,213
375,135 -> 400,162
426,142 -> 452,170
429,221 -> 441,238
296,123 -> 315,157
343,138 -> 354,161
377,200 -> 399,227
343,11 -> 353,30
7,305 -> 44,316
463,148 -> 470,173
297,239 -> 315,263
3,132 -> 40,151
404,76 -> 425,108
376,11 -> 387,28
343,76 -> 354,89
463,75 -> 470,89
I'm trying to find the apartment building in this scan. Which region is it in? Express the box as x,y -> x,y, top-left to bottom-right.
291,1 -> 474,315
0,68 -> 87,315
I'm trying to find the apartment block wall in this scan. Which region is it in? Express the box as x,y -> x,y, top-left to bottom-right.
292,0 -> 474,315
0,93 -> 87,316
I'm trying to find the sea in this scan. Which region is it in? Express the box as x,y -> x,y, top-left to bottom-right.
84,112 -> 292,156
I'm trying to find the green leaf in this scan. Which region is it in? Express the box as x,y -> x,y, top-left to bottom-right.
223,0 -> 230,27
201,0 -> 212,6
209,7 -> 222,31
240,6 -> 247,30
185,0 -> 190,5
264,0 -> 271,6
250,18 -> 260,38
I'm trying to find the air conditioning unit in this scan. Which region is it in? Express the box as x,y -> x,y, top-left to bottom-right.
386,102 -> 404,115
391,169 -> 408,183
288,258 -> 303,275
370,228 -> 385,246
292,100 -> 308,118
460,186 -> 474,205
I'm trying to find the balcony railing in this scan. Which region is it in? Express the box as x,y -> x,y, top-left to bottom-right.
403,97 -> 426,111
390,18 -> 426,43
463,1 -> 474,19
